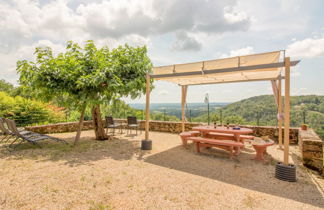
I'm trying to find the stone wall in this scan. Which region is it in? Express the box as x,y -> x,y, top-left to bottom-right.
299,129 -> 323,173
25,121 -> 95,134
25,119 -> 298,144
239,125 -> 299,144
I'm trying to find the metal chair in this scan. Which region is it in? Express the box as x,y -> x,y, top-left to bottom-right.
105,116 -> 122,135
127,116 -> 141,135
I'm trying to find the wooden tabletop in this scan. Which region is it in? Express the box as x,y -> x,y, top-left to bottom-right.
192,126 -> 253,135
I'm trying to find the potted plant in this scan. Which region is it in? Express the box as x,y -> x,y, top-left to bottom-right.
301,124 -> 308,130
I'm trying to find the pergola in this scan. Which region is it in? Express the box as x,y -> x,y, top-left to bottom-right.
142,51 -> 300,166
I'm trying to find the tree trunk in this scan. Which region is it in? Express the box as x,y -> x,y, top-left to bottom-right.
74,102 -> 87,145
92,105 -> 109,140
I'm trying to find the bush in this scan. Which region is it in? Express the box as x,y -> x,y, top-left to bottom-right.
0,91 -> 65,126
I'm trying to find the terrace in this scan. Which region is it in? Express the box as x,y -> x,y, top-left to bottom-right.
1,50 -> 323,209
0,128 -> 323,209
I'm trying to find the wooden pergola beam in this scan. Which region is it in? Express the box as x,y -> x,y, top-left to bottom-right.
151,60 -> 300,79
175,76 -> 285,86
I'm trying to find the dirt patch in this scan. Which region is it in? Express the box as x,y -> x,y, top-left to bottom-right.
0,130 -> 323,209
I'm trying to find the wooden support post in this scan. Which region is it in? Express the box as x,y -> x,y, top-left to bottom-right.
284,57 -> 291,165
181,86 -> 187,132
278,77 -> 283,149
271,80 -> 279,107
145,73 -> 150,140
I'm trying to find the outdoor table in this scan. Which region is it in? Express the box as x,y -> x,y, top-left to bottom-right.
192,126 -> 253,155
192,126 -> 253,142
251,140 -> 274,162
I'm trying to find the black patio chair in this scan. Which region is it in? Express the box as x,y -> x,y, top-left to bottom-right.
127,116 -> 141,135
105,116 -> 122,135
4,118 -> 67,149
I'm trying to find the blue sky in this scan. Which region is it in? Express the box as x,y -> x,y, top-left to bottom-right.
0,0 -> 323,103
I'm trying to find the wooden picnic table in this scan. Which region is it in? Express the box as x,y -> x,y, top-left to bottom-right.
191,126 -> 253,156
192,125 -> 253,142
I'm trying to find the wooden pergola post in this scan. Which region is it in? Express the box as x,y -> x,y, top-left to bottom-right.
278,76 -> 283,149
181,85 -> 188,132
145,73 -> 150,139
284,57 -> 291,165
141,73 -> 152,150
271,80 -> 279,107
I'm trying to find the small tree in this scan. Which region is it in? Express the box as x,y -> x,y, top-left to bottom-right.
17,40 -> 152,144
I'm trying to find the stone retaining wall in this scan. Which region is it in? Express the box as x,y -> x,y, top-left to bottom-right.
26,119 -> 299,144
299,129 -> 323,173
25,121 -> 95,134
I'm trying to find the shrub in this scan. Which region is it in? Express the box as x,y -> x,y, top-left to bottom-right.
0,91 -> 65,126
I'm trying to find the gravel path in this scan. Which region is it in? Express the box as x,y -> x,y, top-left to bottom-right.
0,130 -> 323,209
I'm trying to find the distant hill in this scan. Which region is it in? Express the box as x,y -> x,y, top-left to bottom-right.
129,102 -> 229,119
129,95 -> 324,139
192,95 -> 324,139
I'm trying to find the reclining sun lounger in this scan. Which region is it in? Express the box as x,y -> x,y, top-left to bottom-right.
0,118 -> 13,143
3,118 -> 67,149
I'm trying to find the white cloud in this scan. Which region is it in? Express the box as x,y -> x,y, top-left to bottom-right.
0,0 -> 252,83
0,39 -> 65,84
287,37 -> 324,58
291,70 -> 301,77
158,90 -> 168,96
221,89 -> 233,93
220,46 -> 254,58
224,6 -> 249,24
172,31 -> 202,51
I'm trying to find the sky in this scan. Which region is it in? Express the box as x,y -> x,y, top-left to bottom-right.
0,0 -> 324,103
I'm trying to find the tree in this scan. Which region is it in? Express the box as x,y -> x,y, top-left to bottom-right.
17,40 -> 152,144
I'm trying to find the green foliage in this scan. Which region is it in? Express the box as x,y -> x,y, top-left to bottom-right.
150,111 -> 179,121
192,112 -> 246,125
0,79 -> 15,94
17,40 -> 153,109
100,99 -> 178,121
0,91 -> 65,126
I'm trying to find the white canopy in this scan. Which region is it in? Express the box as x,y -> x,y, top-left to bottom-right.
151,51 -> 299,85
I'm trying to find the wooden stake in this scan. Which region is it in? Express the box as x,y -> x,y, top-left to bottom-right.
145,73 -> 150,140
284,57 -> 291,165
181,86 -> 187,132
278,77 -> 283,149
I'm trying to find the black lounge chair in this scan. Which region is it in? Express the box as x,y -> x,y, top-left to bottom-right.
127,116 -> 141,135
4,118 -> 67,149
105,116 -> 122,135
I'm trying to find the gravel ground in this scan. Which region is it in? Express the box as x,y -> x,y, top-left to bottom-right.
0,130 -> 323,210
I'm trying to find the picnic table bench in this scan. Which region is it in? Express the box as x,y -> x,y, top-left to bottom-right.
187,136 -> 244,159
179,131 -> 200,146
